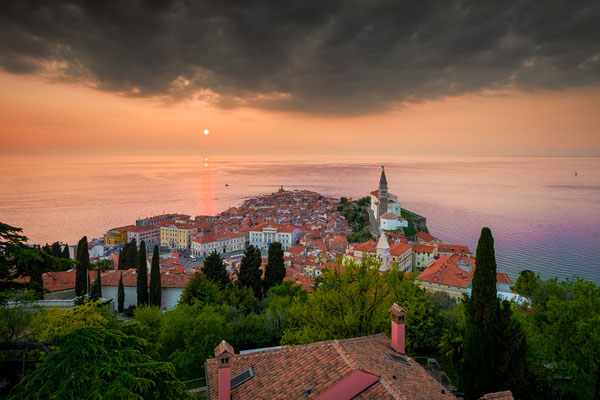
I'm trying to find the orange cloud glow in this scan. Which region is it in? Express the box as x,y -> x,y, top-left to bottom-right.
0,71 -> 598,157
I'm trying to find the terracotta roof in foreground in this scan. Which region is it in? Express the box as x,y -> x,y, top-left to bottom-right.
206,334 -> 454,400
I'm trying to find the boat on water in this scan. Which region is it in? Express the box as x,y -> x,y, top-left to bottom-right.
225,184 -> 230,186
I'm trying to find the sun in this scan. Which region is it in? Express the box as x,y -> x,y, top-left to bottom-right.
203,129 -> 210,135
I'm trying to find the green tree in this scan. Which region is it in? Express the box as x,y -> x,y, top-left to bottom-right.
462,227 -> 499,399
511,269 -> 540,304
11,327 -> 192,400
50,241 -> 62,257
75,236 -> 90,297
41,243 -> 52,254
0,222 -> 30,299
137,240 -> 148,306
61,242 -> 70,259
202,250 -> 229,288
514,277 -> 600,399
179,272 -> 220,306
0,222 -> 74,301
117,248 -> 125,270
122,239 -> 138,269
95,259 -> 112,271
159,303 -> 229,380
0,291 -> 37,342
493,300 -> 531,398
91,263 -> 103,300
118,272 -> 125,313
282,256 -> 388,345
133,305 -> 164,343
386,266 -> 443,353
264,242 -> 285,292
238,245 -> 263,297
356,196 -> 371,207
29,300 -> 107,341
149,245 -> 162,307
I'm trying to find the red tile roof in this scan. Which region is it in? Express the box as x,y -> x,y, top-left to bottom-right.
437,244 -> 472,256
249,223 -> 299,233
353,240 -> 378,253
390,243 -> 412,257
192,232 -> 242,244
125,225 -> 160,233
380,212 -> 399,219
111,224 -> 138,232
417,255 -> 475,289
413,244 -> 436,254
284,245 -> 306,255
206,334 -> 454,400
101,268 -> 192,288
496,272 -> 513,285
284,268 -> 313,292
415,232 -> 438,242
479,391 -> 514,400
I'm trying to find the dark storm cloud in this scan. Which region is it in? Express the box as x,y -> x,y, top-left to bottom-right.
1,0 -> 599,114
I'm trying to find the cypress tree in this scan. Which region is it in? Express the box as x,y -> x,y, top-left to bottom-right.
51,242 -> 62,257
238,245 -> 263,297
149,245 -> 161,307
264,242 -> 285,292
118,272 -> 125,313
202,250 -> 229,287
493,300 -> 531,398
61,243 -> 70,259
117,249 -> 124,270
136,240 -> 148,306
126,240 -> 138,269
462,227 -> 498,399
92,264 -> 102,300
42,244 -> 52,255
75,236 -> 89,297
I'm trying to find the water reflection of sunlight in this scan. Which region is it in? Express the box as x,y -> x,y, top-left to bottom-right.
199,157 -> 217,215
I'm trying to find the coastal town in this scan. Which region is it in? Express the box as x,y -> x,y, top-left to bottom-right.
38,167 -> 515,309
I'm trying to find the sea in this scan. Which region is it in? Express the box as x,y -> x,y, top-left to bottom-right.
1,155 -> 598,284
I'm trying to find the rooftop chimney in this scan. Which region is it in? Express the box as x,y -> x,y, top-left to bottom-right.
389,303 -> 406,354
215,340 -> 234,400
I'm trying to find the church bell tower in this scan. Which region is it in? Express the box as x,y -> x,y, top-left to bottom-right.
379,166 -> 388,218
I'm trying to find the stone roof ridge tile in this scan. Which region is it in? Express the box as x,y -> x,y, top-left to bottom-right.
379,375 -> 403,400
333,339 -> 357,370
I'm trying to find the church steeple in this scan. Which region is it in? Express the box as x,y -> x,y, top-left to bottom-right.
379,166 -> 388,188
378,166 -> 388,217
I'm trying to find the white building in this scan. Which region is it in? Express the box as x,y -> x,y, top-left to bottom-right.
191,232 -> 245,257
127,225 -> 161,247
89,245 -> 105,259
248,223 -> 301,250
100,268 -> 192,310
370,166 -> 403,225
376,233 -> 390,271
379,212 -> 408,231
413,243 -> 438,270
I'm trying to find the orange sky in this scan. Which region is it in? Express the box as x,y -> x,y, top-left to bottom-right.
1,71 -> 599,157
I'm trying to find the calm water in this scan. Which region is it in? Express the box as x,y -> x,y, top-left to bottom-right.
1,155 -> 599,283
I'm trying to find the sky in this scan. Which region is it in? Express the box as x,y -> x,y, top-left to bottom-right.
0,0 -> 599,157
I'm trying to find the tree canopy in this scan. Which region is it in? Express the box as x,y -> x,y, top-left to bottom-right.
202,250 -> 229,288
149,245 -> 161,307
264,242 -> 285,292
137,240 -> 148,306
75,236 -> 90,297
10,326 -> 192,400
238,245 -> 263,296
